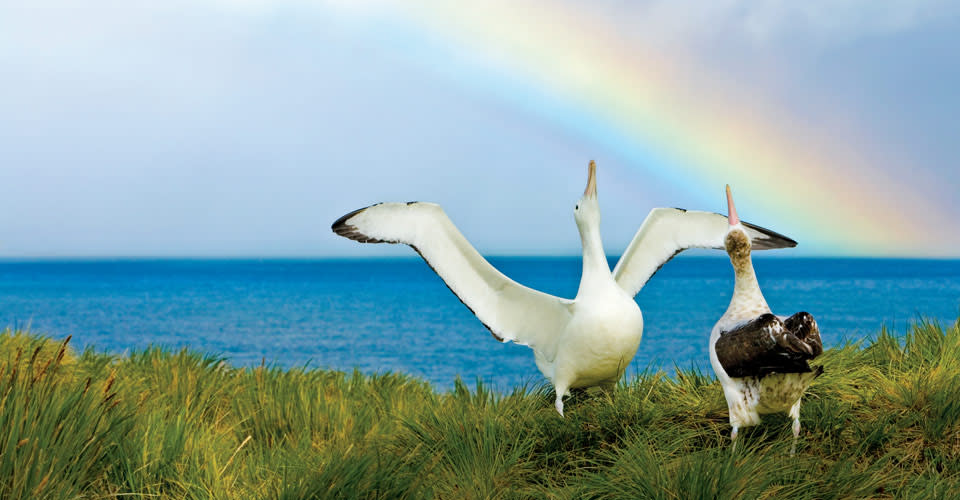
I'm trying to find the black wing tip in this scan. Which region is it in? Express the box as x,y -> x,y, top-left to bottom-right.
331,206 -> 366,232
741,220 -> 798,249
331,203 -> 387,244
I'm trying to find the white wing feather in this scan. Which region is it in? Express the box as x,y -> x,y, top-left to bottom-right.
613,208 -> 796,298
332,202 -> 573,348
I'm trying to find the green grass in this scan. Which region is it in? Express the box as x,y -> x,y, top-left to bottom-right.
2,317 -> 960,499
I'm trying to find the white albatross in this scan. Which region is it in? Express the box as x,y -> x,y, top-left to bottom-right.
332,162 -> 797,415
709,185 -> 823,454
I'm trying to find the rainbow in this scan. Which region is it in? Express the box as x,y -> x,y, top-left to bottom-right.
329,1 -> 957,256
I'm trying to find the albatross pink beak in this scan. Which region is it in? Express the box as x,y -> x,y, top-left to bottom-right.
584,160 -> 597,197
726,185 -> 739,226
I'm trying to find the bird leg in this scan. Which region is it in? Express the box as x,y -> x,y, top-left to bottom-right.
789,401 -> 803,456
791,417 -> 801,456
554,385 -> 569,417
731,425 -> 739,452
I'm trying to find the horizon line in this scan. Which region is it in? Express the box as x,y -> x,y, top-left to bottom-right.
1,254 -> 958,261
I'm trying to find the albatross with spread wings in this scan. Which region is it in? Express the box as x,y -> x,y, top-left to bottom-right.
332,162 -> 796,415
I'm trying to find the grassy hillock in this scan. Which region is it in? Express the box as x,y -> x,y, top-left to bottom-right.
2,317 -> 960,499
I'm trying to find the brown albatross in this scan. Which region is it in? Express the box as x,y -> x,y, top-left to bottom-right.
709,185 -> 823,454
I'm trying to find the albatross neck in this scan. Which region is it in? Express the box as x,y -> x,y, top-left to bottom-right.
577,221 -> 613,297
728,252 -> 770,315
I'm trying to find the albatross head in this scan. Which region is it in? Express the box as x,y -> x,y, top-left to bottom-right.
574,160 -> 600,228
724,185 -> 752,265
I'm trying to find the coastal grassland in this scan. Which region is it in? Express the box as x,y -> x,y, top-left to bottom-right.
2,317 -> 960,499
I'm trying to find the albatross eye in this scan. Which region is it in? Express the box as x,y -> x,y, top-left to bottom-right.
575,204 -> 580,211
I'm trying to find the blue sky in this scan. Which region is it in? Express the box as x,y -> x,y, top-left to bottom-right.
1,1 -> 958,257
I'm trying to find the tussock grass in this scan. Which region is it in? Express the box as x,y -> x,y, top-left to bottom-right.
1,318 -> 960,499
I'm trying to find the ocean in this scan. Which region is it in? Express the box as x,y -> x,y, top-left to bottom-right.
0,258 -> 958,390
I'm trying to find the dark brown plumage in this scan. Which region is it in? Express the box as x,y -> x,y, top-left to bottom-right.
715,312 -> 823,378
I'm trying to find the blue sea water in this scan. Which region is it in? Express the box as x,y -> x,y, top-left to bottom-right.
0,258 -> 958,390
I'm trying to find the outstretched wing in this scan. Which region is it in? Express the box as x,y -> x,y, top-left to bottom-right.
332,202 -> 573,349
612,208 -> 797,298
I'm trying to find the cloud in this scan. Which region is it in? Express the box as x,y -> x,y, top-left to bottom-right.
1,0 -> 957,255
583,0 -> 959,50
